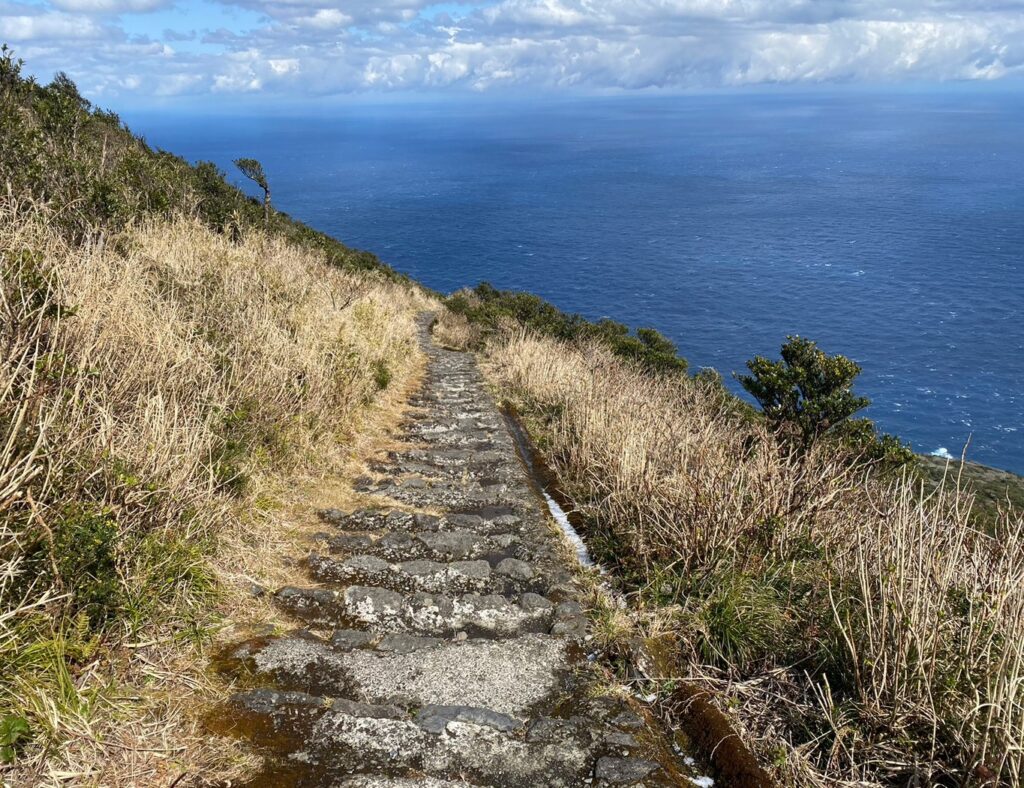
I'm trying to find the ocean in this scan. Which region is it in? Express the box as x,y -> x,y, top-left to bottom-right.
129,90 -> 1024,473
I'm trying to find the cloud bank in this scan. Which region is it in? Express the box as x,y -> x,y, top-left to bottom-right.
3,0 -> 1024,99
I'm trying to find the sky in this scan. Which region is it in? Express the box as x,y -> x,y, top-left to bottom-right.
2,0 -> 1024,105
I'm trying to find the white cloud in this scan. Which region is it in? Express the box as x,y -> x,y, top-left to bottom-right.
217,0 -> 444,24
267,56 -> 299,73
0,11 -> 105,40
296,8 -> 352,29
212,73 -> 263,91
48,0 -> 170,13
6,0 -> 1024,97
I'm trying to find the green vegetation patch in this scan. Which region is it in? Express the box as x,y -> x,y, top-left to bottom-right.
920,455 -> 1024,530
0,45 -> 404,281
447,282 -> 688,376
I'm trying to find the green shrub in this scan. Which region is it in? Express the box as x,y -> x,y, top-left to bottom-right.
0,715 -> 31,764
447,282 -> 688,376
372,359 -> 392,391
51,504 -> 124,629
738,335 -> 913,469
737,335 -> 868,450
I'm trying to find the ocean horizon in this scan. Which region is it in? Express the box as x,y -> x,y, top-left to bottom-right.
130,90 -> 1024,474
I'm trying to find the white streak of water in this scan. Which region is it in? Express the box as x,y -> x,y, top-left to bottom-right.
540,488 -> 594,568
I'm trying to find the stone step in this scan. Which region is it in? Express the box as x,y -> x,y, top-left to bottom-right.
287,705 -> 596,786
224,688 -> 670,786
409,402 -> 496,415
325,528 -> 527,563
401,428 -> 506,450
388,446 -> 515,467
317,508 -> 536,538
235,698 -> 665,787
407,417 -> 505,431
307,553 -> 550,596
274,585 -> 587,638
359,476 -> 523,510
369,457 -> 515,485
227,632 -> 572,718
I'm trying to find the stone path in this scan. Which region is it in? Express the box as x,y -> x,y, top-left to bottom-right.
214,316 -> 707,787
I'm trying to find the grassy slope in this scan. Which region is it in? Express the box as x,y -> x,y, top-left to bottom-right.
1,204 -> 433,786
0,49 -> 435,783
920,456 -> 1024,525
449,314 -> 1024,787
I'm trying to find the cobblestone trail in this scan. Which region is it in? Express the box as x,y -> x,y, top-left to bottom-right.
213,316 -> 708,787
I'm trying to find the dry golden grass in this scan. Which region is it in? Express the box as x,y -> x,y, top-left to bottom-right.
431,309 -> 481,351
0,199 -> 435,785
484,330 -> 1024,786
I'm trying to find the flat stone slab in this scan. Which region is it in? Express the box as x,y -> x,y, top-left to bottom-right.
308,553 -> 550,596
328,528 -> 525,563
302,709 -> 594,787
342,585 -> 557,637
318,508 -> 536,538
236,633 -> 569,718
338,633 -> 568,717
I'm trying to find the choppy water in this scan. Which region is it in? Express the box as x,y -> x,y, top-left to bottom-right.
132,90 -> 1024,473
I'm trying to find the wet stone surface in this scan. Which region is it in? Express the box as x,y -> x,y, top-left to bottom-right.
211,315 -> 706,787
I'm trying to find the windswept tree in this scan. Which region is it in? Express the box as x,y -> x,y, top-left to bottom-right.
738,336 -> 869,451
234,157 -> 271,226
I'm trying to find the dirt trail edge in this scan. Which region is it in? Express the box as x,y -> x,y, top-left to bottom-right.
210,314 -> 711,787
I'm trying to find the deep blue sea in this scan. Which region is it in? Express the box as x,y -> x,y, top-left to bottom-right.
130,92 -> 1024,473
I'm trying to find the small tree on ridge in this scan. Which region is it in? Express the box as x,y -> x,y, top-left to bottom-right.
737,336 -> 869,452
234,157 -> 271,226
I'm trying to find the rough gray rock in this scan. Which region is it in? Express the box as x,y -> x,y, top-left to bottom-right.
594,756 -> 661,783
415,704 -> 522,734
495,557 -> 535,580
331,629 -> 376,651
338,633 -> 566,716
375,632 -> 441,653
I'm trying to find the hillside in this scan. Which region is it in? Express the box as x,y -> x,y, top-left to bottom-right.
0,48 -> 435,783
0,46 -> 400,280
920,456 -> 1024,525
2,45 -> 1024,788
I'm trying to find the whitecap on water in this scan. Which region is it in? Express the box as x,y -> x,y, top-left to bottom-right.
931,447 -> 955,460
